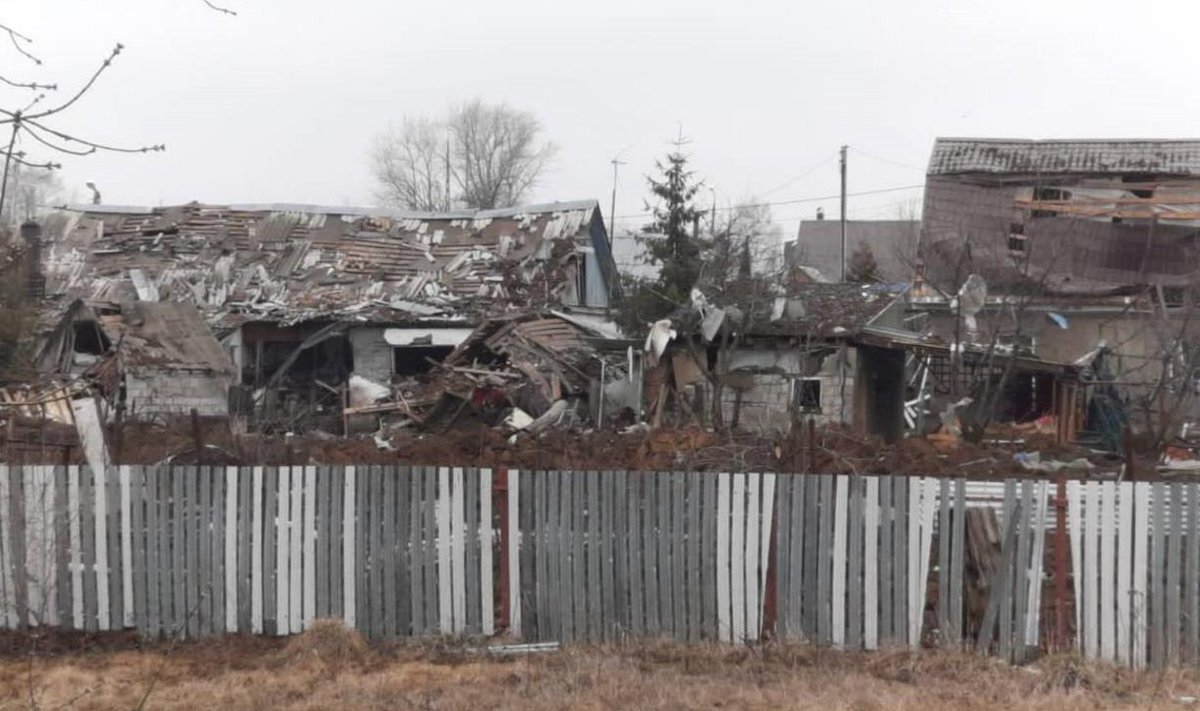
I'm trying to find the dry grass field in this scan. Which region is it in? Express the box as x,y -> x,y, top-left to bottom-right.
0,622 -> 1198,710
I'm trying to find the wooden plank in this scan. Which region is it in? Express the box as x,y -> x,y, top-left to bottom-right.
367,466 -> 383,639
118,466 -> 133,629
847,476 -> 864,649
715,473 -> 730,642
1166,482 -> 1183,665
464,468 -> 481,634
1132,483 -> 1150,669
670,471 -> 687,641
422,468 -> 438,633
94,465 -> 110,631
589,471 -> 605,641
976,499 -> 1023,656
803,475 -> 821,640
129,467 -> 146,635
506,469 -> 521,638
405,468 -> 423,636
643,473 -> 660,637
599,470 -> 616,641
906,476 -> 922,647
745,472 -> 762,641
1187,483 -> 1200,664
451,467 -> 467,634
301,466 -> 316,631
198,467 -> 212,636
786,475 -> 805,641
877,476 -> 892,646
520,470 -> 537,640
917,478 -> 938,647
831,475 -> 849,648
816,475 -> 833,645
686,471 -> 702,643
153,469 -> 169,637
275,467 -> 291,636
630,472 -> 646,637
572,471 -> 588,640
1116,481 -> 1133,666
533,471 -> 548,640
211,468 -> 226,635
1100,481 -> 1117,662
187,467 -> 202,637
729,473 -> 746,643
103,467 -> 119,631
480,468 -> 494,637
698,471 -> 715,642
1013,481 -> 1034,661
950,479 -> 966,643
338,467 -> 352,629
863,477 -> 879,650
774,476 -> 791,640
261,468 -> 277,635
398,465 -> 412,634
1150,483 -> 1166,668
381,466 -> 397,637
220,468 -> 234,633
1066,481 -> 1083,647
0,467 -> 9,630
1025,482 -> 1049,650
550,471 -> 567,642
893,478 -> 908,646
936,478 -> 951,644
653,474 -> 670,638
237,467 -> 251,633
315,466 -> 330,621
436,467 -> 452,634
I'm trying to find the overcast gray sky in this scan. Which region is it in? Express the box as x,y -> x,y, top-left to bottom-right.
5,0 -> 1199,238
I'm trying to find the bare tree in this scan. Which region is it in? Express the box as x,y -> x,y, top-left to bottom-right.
371,99 -> 557,210
371,117 -> 449,211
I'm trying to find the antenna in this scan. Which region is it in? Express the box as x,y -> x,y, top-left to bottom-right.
609,155 -> 627,246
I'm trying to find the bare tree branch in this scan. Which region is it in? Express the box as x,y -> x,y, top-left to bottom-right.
0,74 -> 56,91
202,0 -> 239,16
0,22 -> 40,64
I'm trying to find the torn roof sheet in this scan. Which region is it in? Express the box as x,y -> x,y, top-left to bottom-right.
929,138 -> 1200,177
37,200 -> 609,327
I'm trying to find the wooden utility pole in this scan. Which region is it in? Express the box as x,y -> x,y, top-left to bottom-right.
839,144 -> 848,281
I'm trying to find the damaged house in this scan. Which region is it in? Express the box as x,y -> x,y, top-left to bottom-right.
651,282 -> 914,442
37,300 -> 236,419
32,200 -> 618,431
916,137 -> 1200,442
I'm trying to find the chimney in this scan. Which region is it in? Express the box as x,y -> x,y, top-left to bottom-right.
816,207 -> 825,220
20,220 -> 44,302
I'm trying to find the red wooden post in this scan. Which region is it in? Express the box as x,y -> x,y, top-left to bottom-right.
495,467 -> 510,634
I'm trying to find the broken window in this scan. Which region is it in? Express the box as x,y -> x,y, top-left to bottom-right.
1007,223 -> 1027,253
72,320 -> 109,355
792,378 -> 821,414
393,346 -> 454,376
1032,187 -> 1071,218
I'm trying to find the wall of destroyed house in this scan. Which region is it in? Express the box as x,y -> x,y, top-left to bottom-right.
348,327 -> 395,384
716,347 -> 855,432
125,369 -> 231,418
920,177 -> 1200,291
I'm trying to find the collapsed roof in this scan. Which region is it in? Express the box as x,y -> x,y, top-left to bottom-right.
928,138 -> 1200,178
37,200 -> 617,328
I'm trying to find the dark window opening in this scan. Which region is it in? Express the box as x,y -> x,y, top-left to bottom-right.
393,346 -> 454,376
793,378 -> 821,413
73,321 -> 110,355
1032,187 -> 1071,218
1008,234 -> 1028,253
248,335 -> 354,387
1158,286 -> 1187,309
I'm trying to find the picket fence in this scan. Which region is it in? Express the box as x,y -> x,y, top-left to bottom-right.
0,465 -> 1196,669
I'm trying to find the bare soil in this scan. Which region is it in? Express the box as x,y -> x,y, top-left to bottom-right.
0,627 -> 1197,710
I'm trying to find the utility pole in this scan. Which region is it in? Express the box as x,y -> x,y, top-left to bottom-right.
609,157 -> 624,248
709,185 -> 717,238
840,144 -> 848,282
444,138 -> 452,211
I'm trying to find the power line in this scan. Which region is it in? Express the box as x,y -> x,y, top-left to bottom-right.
615,183 -> 924,220
849,146 -> 926,173
759,151 -> 838,197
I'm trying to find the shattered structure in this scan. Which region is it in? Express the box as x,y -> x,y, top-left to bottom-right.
916,138 -> 1200,442
30,200 -> 619,431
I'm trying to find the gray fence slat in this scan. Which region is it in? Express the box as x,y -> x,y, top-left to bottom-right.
262,467 -> 278,636
393,467 -> 409,636
53,467 -> 70,628
1012,481 -> 1033,660
951,479 -> 966,643
212,468 -> 226,634
600,471 -> 617,641
669,471 -> 686,641
156,469 -> 172,637
999,481 -> 1016,660
187,467 -> 201,638
315,466 -> 330,621
143,468 -> 160,638
976,500 -> 1023,656
937,478 -> 951,643
686,471 -> 702,643
1187,483 -> 1200,664
130,468 -> 146,635
773,476 -> 791,640
79,467 -> 95,632
787,475 -> 805,639
656,474 -> 673,637
584,471 -> 600,641
331,467 -> 345,623
465,468 -> 481,634
816,475 -> 833,645
613,470 -> 629,638
365,466 -> 382,639
169,467 -> 184,636
877,476 -> 893,646
572,472 -> 587,640
198,467 -> 212,636
423,467 -> 439,634
893,477 -> 909,646
552,470 -> 569,642
531,470 -> 547,641
237,467 -> 252,633
406,468 -> 423,636
802,475 -> 819,638
643,474 -> 661,636
629,472 -> 645,637
701,472 -> 718,642
560,470 -> 577,642
1167,482 -> 1183,665
102,468 -> 118,631
1151,483 -> 1166,668
847,476 -> 864,648
381,466 -> 397,638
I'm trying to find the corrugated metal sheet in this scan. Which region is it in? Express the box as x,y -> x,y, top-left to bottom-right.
929,138 -> 1200,177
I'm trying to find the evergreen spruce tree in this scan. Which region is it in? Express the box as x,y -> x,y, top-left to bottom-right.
846,243 -> 883,283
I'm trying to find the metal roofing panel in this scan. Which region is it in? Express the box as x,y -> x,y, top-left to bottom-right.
929,138 -> 1200,177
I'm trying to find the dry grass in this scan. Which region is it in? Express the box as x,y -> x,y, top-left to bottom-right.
0,626 -> 1198,710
